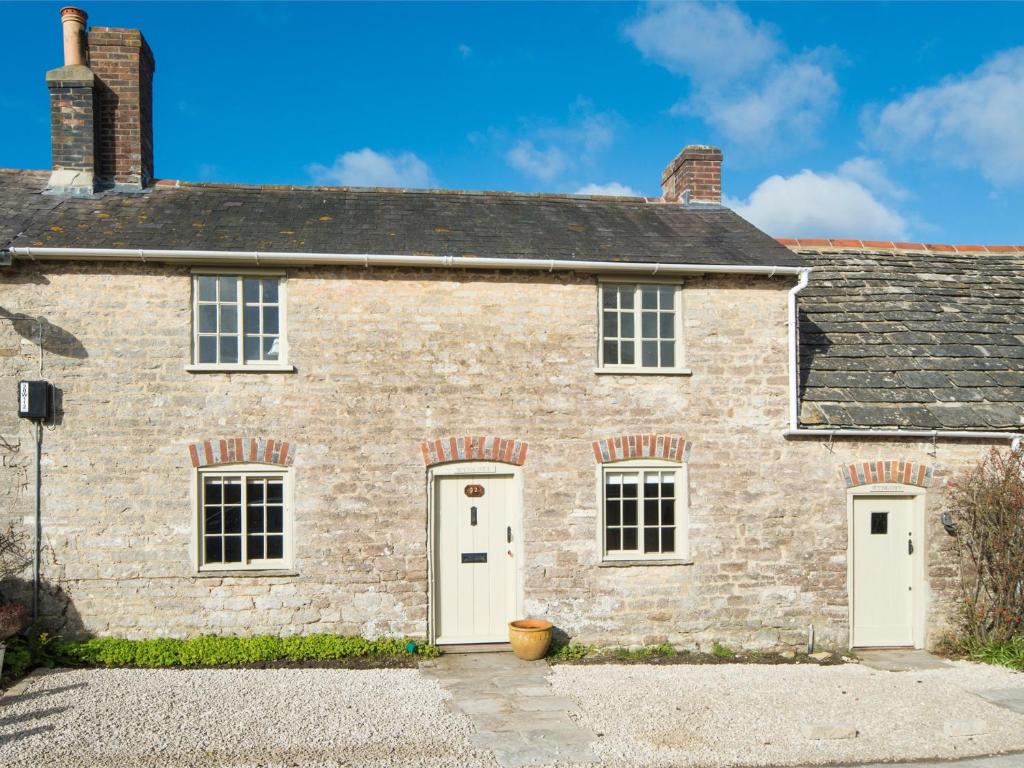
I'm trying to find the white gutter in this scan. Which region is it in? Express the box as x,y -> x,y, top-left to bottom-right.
6,247 -> 807,276
785,266 -> 1023,444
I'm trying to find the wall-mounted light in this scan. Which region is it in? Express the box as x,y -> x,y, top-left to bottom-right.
941,511 -> 957,536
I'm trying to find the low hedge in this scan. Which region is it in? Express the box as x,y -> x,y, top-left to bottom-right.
53,634 -> 439,668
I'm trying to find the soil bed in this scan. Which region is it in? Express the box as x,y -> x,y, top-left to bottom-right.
550,650 -> 849,666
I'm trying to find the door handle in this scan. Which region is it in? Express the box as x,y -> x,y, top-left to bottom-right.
908,537 -> 914,555
507,526 -> 512,543
470,506 -> 477,526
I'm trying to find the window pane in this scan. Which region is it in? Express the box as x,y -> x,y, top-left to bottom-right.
662,527 -> 675,553
620,313 -> 634,338
204,508 -> 222,534
247,482 -> 264,503
601,287 -> 616,309
641,312 -> 657,338
243,278 -> 260,303
262,279 -> 279,303
644,473 -> 660,497
263,307 -> 279,335
622,499 -> 638,526
244,306 -> 260,333
644,499 -> 659,525
218,276 -> 237,302
641,286 -> 658,309
266,535 -> 284,559
641,340 -> 657,367
247,535 -> 264,560
204,537 -> 223,563
198,336 -> 217,363
267,481 -> 283,503
224,507 -> 242,534
606,500 -> 620,526
644,528 -> 659,554
605,477 -> 621,498
619,289 -> 634,309
224,482 -> 241,504
621,475 -> 638,497
247,507 -> 264,533
602,312 -> 617,338
244,336 -> 261,362
264,337 -> 280,361
224,535 -> 242,563
266,505 -> 283,533
659,286 -> 674,308
623,528 -> 638,550
607,528 -> 621,551
197,276 -> 217,302
204,480 -> 222,504
621,341 -> 635,365
220,336 -> 238,364
661,499 -> 675,525
220,306 -> 238,334
661,342 -> 675,368
659,313 -> 674,338
198,305 -> 217,333
603,340 -> 618,365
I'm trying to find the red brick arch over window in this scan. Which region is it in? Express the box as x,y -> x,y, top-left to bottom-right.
839,460 -> 933,488
420,436 -> 527,467
188,438 -> 295,468
592,434 -> 690,464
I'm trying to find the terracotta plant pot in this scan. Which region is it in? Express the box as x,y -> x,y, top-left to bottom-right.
508,618 -> 553,661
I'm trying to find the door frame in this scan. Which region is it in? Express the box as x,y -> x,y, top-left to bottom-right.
846,484 -> 928,649
426,461 -> 525,645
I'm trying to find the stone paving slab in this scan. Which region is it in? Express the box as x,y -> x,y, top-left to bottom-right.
972,688 -> 1024,715
858,649 -> 951,672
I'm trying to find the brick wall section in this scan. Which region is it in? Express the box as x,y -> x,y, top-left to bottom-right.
592,434 -> 689,463
46,67 -> 95,175
188,438 -> 295,468
839,460 -> 933,488
88,27 -> 155,187
661,145 -> 723,203
420,436 -> 527,466
0,264 -> 995,649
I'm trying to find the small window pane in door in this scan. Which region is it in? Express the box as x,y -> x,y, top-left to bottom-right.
871,511 -> 888,535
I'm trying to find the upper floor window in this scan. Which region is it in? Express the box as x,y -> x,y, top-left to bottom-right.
197,466 -> 293,571
598,283 -> 683,373
191,273 -> 289,370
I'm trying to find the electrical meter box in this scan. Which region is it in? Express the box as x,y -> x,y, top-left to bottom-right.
18,380 -> 52,420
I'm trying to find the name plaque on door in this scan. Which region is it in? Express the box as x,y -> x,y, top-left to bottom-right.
461,552 -> 487,563
464,484 -> 485,498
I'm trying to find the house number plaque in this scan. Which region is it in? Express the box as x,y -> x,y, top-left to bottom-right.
464,484 -> 485,498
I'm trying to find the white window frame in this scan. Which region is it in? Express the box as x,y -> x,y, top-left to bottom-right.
193,463 -> 295,573
187,269 -> 293,373
596,280 -> 688,375
596,459 -> 690,563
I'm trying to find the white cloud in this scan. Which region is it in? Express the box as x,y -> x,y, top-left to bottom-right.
726,166 -> 907,240
458,43 -> 472,58
864,47 -> 1024,185
505,112 -> 616,182
306,148 -> 432,188
836,156 -> 908,201
506,142 -> 569,182
575,182 -> 639,196
626,3 -> 838,148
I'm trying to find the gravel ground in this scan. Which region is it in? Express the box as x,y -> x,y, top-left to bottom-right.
548,660 -> 1024,767
0,668 -> 499,768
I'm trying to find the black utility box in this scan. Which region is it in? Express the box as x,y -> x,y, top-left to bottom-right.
18,380 -> 52,420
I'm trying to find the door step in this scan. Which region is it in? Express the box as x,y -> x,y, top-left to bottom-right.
441,643 -> 512,655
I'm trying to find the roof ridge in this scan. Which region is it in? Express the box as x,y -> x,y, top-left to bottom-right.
778,238 -> 1024,255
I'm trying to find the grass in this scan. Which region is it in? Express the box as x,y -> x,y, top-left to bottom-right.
962,636 -> 1024,671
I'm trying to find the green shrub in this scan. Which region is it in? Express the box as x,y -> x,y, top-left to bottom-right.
711,641 -> 734,659
963,636 -> 1024,670
547,642 -> 593,662
54,634 -> 437,669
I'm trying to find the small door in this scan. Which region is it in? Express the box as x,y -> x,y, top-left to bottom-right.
852,496 -> 916,647
433,473 -> 517,644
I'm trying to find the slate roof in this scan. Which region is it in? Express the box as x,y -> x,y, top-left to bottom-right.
0,170 -> 799,268
795,246 -> 1024,432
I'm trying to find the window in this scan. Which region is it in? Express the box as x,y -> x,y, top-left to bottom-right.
197,468 -> 292,571
598,283 -> 683,372
601,462 -> 688,561
192,274 -> 287,368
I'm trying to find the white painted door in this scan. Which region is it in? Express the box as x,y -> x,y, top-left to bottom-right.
434,473 -> 517,644
852,496 -> 916,647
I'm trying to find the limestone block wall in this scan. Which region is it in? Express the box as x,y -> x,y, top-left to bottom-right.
0,260 -> 997,648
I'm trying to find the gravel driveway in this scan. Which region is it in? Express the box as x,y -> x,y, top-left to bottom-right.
1,660 -> 1022,768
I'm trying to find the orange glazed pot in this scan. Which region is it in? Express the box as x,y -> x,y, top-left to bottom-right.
508,618 -> 553,661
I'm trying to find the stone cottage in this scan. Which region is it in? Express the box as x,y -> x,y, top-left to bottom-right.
1,8 -> 1021,651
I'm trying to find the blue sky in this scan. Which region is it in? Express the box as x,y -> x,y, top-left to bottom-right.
3,1 -> 1024,243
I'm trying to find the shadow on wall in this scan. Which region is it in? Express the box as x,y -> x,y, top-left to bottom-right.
0,307 -> 88,360
0,577 -> 87,640
798,309 -> 832,395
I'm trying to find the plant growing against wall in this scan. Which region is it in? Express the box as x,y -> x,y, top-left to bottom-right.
945,447 -> 1024,645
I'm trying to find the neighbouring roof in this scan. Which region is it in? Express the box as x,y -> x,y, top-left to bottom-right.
0,170 -> 799,268
792,243 -> 1024,432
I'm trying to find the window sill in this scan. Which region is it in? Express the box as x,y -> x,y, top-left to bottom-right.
192,569 -> 299,578
186,364 -> 296,374
598,559 -> 694,567
594,368 -> 692,376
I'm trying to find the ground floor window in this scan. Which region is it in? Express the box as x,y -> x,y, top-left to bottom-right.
601,461 -> 688,561
197,467 -> 291,570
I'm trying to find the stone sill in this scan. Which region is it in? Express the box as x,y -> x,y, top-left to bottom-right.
185,364 -> 296,374
598,559 -> 694,568
192,569 -> 299,579
593,368 -> 692,377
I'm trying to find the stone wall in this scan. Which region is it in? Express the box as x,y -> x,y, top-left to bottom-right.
0,261 -> 998,648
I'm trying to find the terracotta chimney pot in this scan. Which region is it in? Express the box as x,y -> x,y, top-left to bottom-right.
60,7 -> 88,66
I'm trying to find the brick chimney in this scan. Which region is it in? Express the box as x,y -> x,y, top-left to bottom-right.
45,7 -> 156,195
661,145 -> 723,204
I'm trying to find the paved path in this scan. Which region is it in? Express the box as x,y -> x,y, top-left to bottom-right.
858,649 -> 951,672
850,756 -> 1024,768
421,653 -> 598,767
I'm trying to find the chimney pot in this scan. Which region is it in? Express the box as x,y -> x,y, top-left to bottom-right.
661,144 -> 723,204
60,7 -> 88,66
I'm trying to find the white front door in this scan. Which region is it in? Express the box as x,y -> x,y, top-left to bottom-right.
851,495 -> 916,647
433,472 -> 518,644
